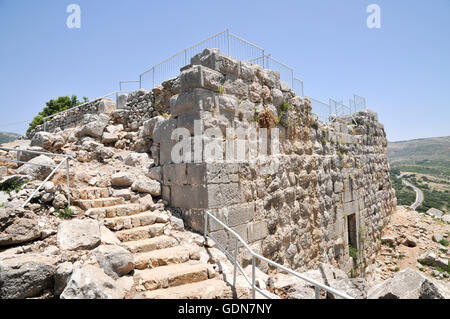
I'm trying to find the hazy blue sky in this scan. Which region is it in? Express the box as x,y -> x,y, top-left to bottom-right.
0,0 -> 449,141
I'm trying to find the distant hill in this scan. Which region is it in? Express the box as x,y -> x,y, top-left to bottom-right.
0,132 -> 22,145
388,136 -> 450,165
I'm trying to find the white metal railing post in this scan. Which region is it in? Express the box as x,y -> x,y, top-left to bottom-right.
66,157 -> 70,207
252,256 -> 256,299
204,211 -> 208,238
43,118 -> 47,132
139,75 -> 142,89
233,239 -> 239,289
226,29 -> 230,56
315,286 -> 320,299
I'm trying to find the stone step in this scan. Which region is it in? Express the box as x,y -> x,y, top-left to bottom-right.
134,246 -> 193,270
75,197 -> 125,210
135,263 -> 212,291
143,278 -> 233,299
71,188 -> 109,200
121,236 -> 178,254
103,211 -> 170,231
85,204 -> 143,219
115,224 -> 165,242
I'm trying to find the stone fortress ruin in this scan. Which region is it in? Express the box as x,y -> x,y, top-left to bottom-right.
26,44 -> 396,282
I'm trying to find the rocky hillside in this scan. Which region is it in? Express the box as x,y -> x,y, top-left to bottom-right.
0,132 -> 21,145
388,136 -> 450,165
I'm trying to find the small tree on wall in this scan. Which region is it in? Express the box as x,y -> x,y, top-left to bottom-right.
27,95 -> 88,134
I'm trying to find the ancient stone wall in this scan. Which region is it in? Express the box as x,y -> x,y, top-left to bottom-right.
150,49 -> 396,277
27,98 -> 116,139
26,48 -> 396,277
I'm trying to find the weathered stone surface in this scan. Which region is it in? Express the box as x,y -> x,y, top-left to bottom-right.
54,262 -> 73,296
131,179 -> 161,196
0,255 -> 56,299
141,116 -> 164,138
427,208 -> 444,218
0,210 -> 41,247
100,226 -> 121,245
57,219 -> 101,251
60,265 -> 125,299
124,152 -> 149,167
111,172 -> 134,187
17,155 -> 55,180
79,119 -> 108,138
328,278 -> 368,299
368,268 -> 450,299
92,245 -> 134,279
53,193 -> 68,209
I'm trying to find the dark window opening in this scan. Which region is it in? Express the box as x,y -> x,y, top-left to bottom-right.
347,213 -> 357,249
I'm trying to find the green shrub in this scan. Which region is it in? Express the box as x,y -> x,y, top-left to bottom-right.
217,86 -> 225,94
280,100 -> 290,113
349,245 -> 358,265
439,239 -> 449,247
0,178 -> 29,193
27,95 -> 88,134
321,137 -> 327,146
55,206 -> 74,219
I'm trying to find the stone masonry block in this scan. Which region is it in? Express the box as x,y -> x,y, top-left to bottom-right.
231,224 -> 248,243
207,183 -> 243,209
171,185 -> 208,209
343,201 -> 358,216
153,118 -> 177,144
163,163 -> 187,186
174,65 -> 224,93
227,202 -> 255,227
247,221 -> 268,243
171,89 -> 216,117
191,49 -> 240,75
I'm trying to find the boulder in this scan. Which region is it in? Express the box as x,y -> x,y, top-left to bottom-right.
53,193 -> 68,209
140,116 -> 164,138
54,262 -> 73,296
442,215 -> 450,224
110,172 -> 134,187
60,265 -> 125,299
0,209 -> 41,247
100,226 -> 121,245
124,152 -> 150,167
0,254 -> 56,299
131,179 -> 161,196
427,208 -> 444,219
30,132 -> 54,150
327,278 -> 368,299
57,219 -> 101,251
92,245 -> 134,278
80,120 -> 108,138
432,234 -> 443,243
102,132 -> 119,144
368,268 -> 450,299
17,155 -> 56,180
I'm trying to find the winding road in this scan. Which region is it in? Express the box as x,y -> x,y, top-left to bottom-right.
402,179 -> 424,210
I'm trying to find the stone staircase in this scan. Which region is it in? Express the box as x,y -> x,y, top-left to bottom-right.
71,186 -> 235,299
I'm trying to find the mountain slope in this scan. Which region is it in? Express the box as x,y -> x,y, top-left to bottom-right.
388,136 -> 450,164
0,132 -> 22,145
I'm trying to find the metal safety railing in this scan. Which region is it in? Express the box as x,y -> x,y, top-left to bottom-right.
204,211 -> 354,299
42,90 -> 131,132
36,29 -> 369,135
0,147 -> 74,208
